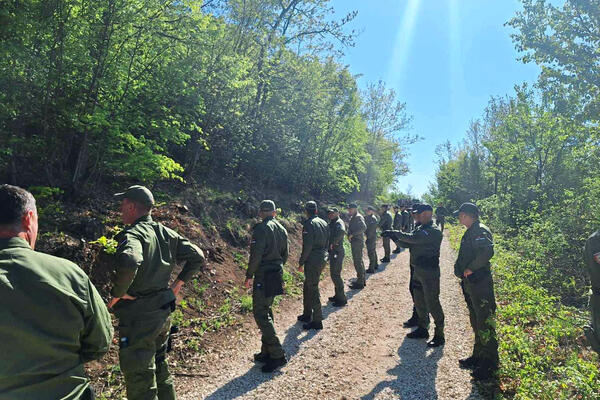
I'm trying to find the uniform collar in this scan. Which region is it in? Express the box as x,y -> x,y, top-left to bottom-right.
420,220 -> 434,228
131,214 -> 153,226
263,216 -> 274,223
0,237 -> 32,250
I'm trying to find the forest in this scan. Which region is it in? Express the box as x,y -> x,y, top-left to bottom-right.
0,0 -> 415,201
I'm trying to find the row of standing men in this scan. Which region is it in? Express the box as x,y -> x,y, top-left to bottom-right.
0,183 -> 502,400
246,199 -> 499,381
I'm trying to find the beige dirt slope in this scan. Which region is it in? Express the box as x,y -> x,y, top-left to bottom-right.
176,234 -> 484,400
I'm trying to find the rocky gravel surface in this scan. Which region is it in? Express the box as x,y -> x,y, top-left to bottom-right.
178,235 -> 484,400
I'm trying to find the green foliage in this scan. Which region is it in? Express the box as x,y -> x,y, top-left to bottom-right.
28,186 -> 64,220
239,294 -> 253,313
0,0 -> 413,201
90,236 -> 118,255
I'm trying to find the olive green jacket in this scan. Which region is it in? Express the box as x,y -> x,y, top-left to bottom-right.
0,237 -> 113,399
366,214 -> 379,242
379,211 -> 393,231
393,212 -> 402,230
112,215 -> 204,310
299,215 -> 329,266
585,230 -> 600,287
454,221 -> 494,278
329,217 -> 346,252
247,216 -> 289,280
348,213 -> 367,243
390,221 -> 443,267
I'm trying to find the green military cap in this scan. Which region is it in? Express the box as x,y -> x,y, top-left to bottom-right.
415,204 -> 433,214
114,185 -> 154,207
327,207 -> 339,214
259,200 -> 276,212
453,202 -> 479,217
347,203 -> 358,209
305,201 -> 318,211
367,206 -> 377,211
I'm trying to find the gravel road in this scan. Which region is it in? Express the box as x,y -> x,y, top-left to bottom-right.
178,234 -> 484,400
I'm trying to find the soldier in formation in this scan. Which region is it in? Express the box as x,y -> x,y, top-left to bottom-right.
392,205 -> 403,254
347,203 -> 367,289
297,201 -> 329,330
109,185 -> 205,399
383,204 -> 445,347
379,204 -> 393,263
327,207 -> 347,307
453,202 -> 498,380
245,200 -> 289,372
365,206 -> 380,273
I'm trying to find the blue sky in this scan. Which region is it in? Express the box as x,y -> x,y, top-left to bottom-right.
330,0 -> 543,198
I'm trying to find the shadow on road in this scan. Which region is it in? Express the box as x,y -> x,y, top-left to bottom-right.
361,338 -> 444,400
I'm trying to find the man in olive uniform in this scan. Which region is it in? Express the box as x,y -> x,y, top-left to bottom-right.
407,206 -> 415,231
383,204 -> 445,347
401,206 -> 410,232
0,185 -> 113,400
365,206 -> 379,273
453,202 -> 498,380
109,185 -> 205,400
347,203 -> 367,289
392,206 -> 403,254
327,207 -> 347,307
297,201 -> 329,330
435,203 -> 450,233
379,204 -> 393,262
402,209 -> 420,329
584,230 -> 600,355
244,200 -> 288,372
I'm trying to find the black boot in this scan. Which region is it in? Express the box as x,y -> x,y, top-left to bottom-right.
380,257 -> 391,263
366,267 -> 376,273
393,248 -> 402,254
402,313 -> 419,328
261,356 -> 287,373
253,353 -> 270,363
427,335 -> 445,348
303,321 -> 323,330
406,327 -> 429,339
459,356 -> 480,370
297,314 -> 311,323
471,360 -> 497,381
332,300 -> 347,307
328,296 -> 336,302
349,282 -> 365,289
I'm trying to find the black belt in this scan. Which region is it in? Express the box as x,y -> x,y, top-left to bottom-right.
593,287 -> 600,296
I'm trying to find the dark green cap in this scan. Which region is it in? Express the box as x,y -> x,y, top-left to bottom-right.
347,203 -> 358,209
114,185 -> 154,207
415,204 -> 433,214
453,202 -> 479,217
305,201 -> 318,211
367,206 -> 377,211
260,200 -> 276,212
327,207 -> 339,214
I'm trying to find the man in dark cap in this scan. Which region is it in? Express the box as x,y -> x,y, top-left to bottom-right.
347,203 -> 367,289
0,185 -> 113,399
245,200 -> 289,372
382,204 -> 445,347
297,201 -> 329,330
584,229 -> 600,356
401,205 -> 411,232
365,206 -> 380,273
453,202 -> 498,380
379,204 -> 393,262
327,207 -> 347,307
109,185 -> 205,399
